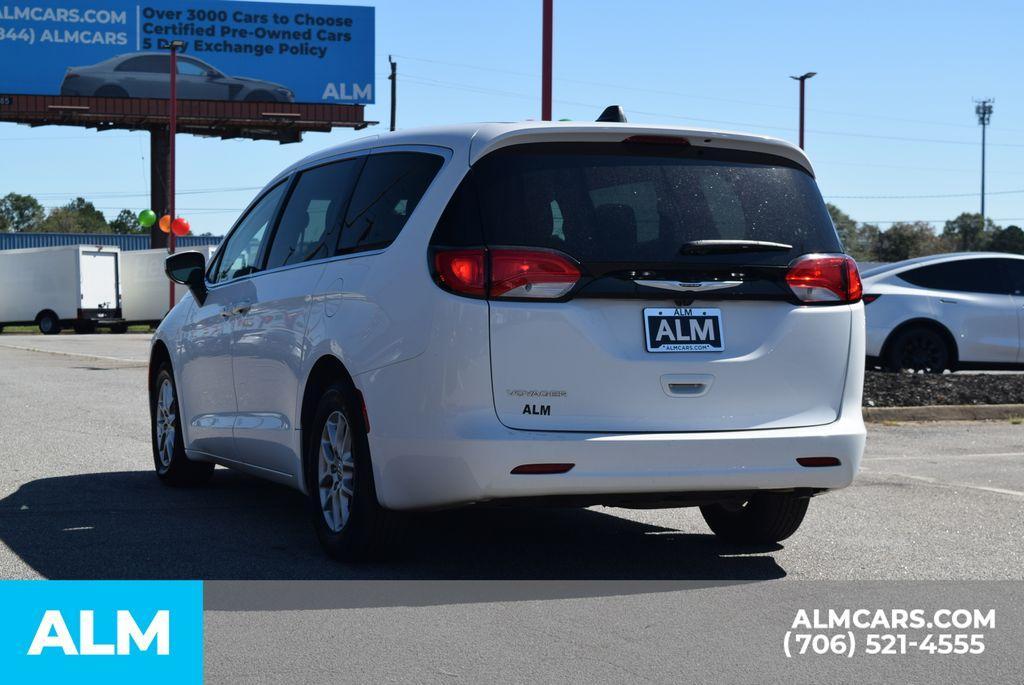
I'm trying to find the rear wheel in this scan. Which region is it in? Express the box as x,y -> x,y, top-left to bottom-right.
244,90 -> 275,102
884,325 -> 951,373
95,85 -> 128,98
37,311 -> 61,335
151,364 -> 214,486
304,381 -> 403,561
700,493 -> 810,544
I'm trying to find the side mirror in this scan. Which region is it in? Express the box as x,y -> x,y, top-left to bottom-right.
165,251 -> 208,305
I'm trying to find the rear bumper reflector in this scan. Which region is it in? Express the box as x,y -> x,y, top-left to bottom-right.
796,456 -> 841,467
510,463 -> 575,475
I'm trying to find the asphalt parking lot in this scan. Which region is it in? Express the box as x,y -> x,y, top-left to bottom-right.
1,335 -> 1022,682
1,333 -> 1021,581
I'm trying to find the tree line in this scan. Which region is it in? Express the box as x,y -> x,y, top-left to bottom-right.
4,190 -> 1021,259
827,205 -> 1024,263
0,192 -> 149,235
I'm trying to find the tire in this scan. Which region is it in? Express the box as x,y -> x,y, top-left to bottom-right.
73,321 -> 96,334
151,364 -> 214,486
884,325 -> 951,373
110,323 -> 128,334
700,492 -> 810,544
37,312 -> 61,336
304,381 -> 403,561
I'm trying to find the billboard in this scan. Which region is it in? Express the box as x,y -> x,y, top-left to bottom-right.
0,0 -> 374,104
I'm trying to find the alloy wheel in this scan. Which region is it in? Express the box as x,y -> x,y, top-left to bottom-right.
318,410 -> 356,532
155,378 -> 177,469
899,333 -> 945,372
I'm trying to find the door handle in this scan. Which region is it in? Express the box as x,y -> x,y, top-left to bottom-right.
939,298 -> 959,304
221,301 -> 252,318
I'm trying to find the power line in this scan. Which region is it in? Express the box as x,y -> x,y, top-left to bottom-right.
23,186 -> 261,199
399,74 -> 1024,148
388,52 -> 1024,133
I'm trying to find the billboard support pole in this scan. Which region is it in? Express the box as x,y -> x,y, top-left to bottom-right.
541,0 -> 552,121
388,55 -> 397,132
167,40 -> 183,311
149,129 -> 169,249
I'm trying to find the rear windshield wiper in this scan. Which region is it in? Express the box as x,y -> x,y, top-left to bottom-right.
679,239 -> 793,255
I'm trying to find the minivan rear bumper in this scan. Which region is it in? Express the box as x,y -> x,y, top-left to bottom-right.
370,411 -> 865,510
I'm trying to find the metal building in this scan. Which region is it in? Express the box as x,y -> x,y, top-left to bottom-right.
0,232 -> 221,252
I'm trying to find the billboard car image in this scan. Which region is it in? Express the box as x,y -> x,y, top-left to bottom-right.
60,52 -> 294,102
0,0 -> 373,105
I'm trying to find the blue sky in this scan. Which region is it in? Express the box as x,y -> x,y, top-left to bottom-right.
2,0 -> 1023,236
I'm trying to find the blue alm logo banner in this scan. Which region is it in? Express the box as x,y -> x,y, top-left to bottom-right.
0,0 -> 375,104
0,580 -> 203,684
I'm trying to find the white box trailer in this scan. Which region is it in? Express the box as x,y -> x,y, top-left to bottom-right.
0,245 -> 122,334
119,246 -> 216,324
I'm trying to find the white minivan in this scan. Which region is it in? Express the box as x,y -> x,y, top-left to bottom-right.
153,121 -> 866,560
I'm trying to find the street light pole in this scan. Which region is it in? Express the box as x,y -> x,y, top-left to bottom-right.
975,99 -> 994,228
166,39 -> 185,311
388,55 -> 397,132
789,72 -> 816,149
541,0 -> 552,121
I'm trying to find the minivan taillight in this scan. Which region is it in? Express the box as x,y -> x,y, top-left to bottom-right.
490,249 -> 580,298
434,248 -> 486,297
433,248 -> 581,300
785,254 -> 862,304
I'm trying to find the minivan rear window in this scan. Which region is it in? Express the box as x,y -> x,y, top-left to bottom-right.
434,142 -> 841,265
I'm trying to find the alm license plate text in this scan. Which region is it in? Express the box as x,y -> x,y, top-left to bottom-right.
644,307 -> 724,352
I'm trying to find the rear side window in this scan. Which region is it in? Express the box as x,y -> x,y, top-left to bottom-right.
337,152 -> 443,254
116,55 -> 168,73
264,158 -> 364,270
436,142 -> 839,265
897,259 -> 1009,294
1001,259 -> 1024,295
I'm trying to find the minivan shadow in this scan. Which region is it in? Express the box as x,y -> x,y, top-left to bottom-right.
0,469 -> 787,585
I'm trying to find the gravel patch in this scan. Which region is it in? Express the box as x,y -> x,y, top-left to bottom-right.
864,371 -> 1024,407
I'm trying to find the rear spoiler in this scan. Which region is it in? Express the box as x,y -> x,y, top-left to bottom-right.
468,123 -> 814,176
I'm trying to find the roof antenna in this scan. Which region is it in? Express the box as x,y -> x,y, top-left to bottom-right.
596,105 -> 627,123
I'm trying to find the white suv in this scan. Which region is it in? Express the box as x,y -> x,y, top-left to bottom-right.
153,122 -> 866,560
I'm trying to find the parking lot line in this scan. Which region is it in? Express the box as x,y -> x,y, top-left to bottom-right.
864,451 -> 1024,461
0,341 -> 147,366
861,467 -> 1024,499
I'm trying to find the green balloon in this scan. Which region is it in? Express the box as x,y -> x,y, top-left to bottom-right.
138,209 -> 157,228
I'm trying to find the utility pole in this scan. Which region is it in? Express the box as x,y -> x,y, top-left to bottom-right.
541,0 -> 552,120
789,72 -> 816,149
975,99 -> 994,229
166,39 -> 184,310
388,55 -> 397,131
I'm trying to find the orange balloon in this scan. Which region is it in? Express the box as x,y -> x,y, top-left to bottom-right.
171,217 -> 190,237
158,214 -> 171,233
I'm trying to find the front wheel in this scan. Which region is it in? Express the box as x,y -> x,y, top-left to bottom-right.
151,364 -> 214,486
304,382 -> 403,561
700,492 -> 810,544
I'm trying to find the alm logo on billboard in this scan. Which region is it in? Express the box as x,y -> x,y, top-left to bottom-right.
322,83 -> 373,101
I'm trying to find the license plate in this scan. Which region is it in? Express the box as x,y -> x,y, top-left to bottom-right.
644,307 -> 724,352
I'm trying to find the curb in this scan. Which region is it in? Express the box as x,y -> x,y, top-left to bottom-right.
864,404 -> 1024,423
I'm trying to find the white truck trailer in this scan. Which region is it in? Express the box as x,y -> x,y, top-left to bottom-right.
119,246 -> 216,324
0,245 -> 122,334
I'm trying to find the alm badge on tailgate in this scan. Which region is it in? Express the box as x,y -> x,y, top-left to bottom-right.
644,307 -> 724,352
